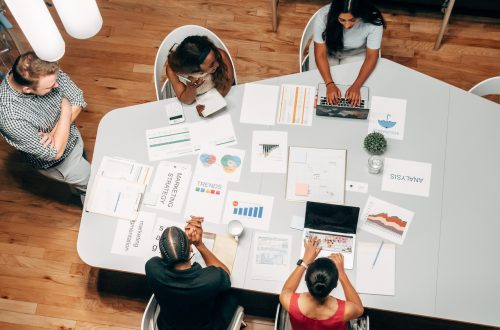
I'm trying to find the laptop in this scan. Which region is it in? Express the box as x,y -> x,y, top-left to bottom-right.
316,83 -> 370,119
300,201 -> 360,269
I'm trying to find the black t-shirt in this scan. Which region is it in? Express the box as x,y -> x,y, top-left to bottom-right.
145,257 -> 231,330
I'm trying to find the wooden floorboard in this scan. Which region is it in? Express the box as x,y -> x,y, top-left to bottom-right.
0,0 -> 499,329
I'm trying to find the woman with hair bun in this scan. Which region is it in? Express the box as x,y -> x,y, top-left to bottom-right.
279,237 -> 364,329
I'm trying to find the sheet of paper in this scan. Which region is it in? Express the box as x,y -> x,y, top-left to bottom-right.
212,234 -> 238,273
286,147 -> 346,204
301,228 -> 356,269
240,83 -> 280,125
192,232 -> 216,267
382,158 -> 432,197
359,196 -> 414,245
149,217 -> 183,257
250,131 -> 288,173
146,124 -> 193,161
197,88 -> 227,117
368,96 -> 407,140
290,216 -> 305,230
111,211 -> 156,257
276,84 -> 316,126
190,114 -> 237,152
251,232 -> 292,281
146,161 -> 192,213
86,175 -> 144,220
222,191 -> 274,231
184,176 -> 228,224
97,156 -> 153,185
356,242 -> 396,295
195,146 -> 245,182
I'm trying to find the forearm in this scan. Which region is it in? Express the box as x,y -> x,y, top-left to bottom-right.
178,86 -> 197,104
52,107 -> 72,159
315,43 -> 334,84
282,265 -> 306,293
339,272 -> 363,307
196,243 -> 230,274
352,53 -> 378,87
71,105 -> 82,121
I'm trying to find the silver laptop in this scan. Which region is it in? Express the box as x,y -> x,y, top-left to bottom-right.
316,83 -> 370,119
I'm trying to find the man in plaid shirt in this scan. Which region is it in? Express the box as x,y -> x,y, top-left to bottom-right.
0,52 -> 89,202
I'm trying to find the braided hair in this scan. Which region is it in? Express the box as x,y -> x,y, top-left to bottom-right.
159,226 -> 191,266
305,257 -> 339,303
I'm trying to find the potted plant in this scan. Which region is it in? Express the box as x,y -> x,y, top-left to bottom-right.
364,132 -> 387,155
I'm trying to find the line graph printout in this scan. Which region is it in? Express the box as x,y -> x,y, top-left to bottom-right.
360,196 -> 414,245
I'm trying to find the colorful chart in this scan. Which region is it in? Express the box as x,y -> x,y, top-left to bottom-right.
366,213 -> 407,237
222,191 -> 274,231
220,154 -> 242,173
232,200 -> 263,218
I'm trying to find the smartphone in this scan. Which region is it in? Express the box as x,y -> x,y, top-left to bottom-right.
177,75 -> 191,84
165,101 -> 185,125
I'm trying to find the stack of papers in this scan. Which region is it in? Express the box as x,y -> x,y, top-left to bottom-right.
86,157 -> 153,220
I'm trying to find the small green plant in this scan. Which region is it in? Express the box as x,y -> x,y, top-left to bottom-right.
364,132 -> 387,155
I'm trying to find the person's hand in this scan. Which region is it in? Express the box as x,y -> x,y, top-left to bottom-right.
195,104 -> 205,117
185,215 -> 204,247
38,131 -> 54,148
326,83 -> 341,104
329,253 -> 346,275
303,236 -> 322,264
187,77 -> 204,89
345,84 -> 361,107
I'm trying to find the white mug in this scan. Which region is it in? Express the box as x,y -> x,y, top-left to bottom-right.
227,220 -> 244,242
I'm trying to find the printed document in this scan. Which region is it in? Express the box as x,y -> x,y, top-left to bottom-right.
368,96 -> 407,140
146,124 -> 193,161
190,114 -> 237,152
276,84 -> 315,126
381,158 -> 432,197
222,190 -> 274,231
196,88 -> 227,117
111,211 -> 156,257
251,131 -> 288,173
97,156 -> 153,185
355,242 -> 396,295
184,176 -> 228,224
251,232 -> 292,281
195,146 -> 246,182
240,83 -> 280,125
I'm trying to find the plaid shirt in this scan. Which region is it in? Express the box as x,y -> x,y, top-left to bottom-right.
0,71 -> 87,169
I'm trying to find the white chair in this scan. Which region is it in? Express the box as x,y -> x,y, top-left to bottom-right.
468,76 -> 500,97
299,5 -> 328,72
274,303 -> 292,330
154,25 -> 238,101
141,294 -> 245,330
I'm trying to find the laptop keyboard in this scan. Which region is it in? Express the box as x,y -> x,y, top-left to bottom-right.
320,96 -> 365,108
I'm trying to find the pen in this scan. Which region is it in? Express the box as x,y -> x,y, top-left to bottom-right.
372,240 -> 384,269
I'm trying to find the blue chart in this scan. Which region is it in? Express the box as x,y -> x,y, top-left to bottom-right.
233,205 -> 264,218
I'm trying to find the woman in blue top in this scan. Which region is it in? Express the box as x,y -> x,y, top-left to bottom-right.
311,0 -> 386,106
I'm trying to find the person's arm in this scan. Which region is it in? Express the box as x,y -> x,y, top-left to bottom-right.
184,216 -> 230,275
50,98 -> 73,160
166,65 -> 202,105
216,48 -> 234,97
314,42 -> 341,104
330,253 -> 364,321
279,237 -> 322,311
345,48 -> 379,106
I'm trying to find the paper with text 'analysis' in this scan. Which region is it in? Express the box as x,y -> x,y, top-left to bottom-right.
251,232 -> 292,281
360,196 -> 414,245
368,96 -> 407,140
250,131 -> 288,173
277,84 -> 316,126
355,241 -> 396,296
194,146 -> 246,183
145,161 -> 192,213
240,83 -> 280,125
111,211 -> 156,257
222,190 -> 274,231
145,114 -> 237,161
382,158 -> 432,197
286,147 -> 346,205
184,176 -> 228,224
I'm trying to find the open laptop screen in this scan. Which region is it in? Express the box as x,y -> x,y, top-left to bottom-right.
305,201 -> 360,234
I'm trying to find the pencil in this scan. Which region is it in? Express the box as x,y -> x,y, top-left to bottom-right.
372,240 -> 384,269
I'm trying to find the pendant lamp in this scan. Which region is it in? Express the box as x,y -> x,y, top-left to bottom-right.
52,0 -> 103,39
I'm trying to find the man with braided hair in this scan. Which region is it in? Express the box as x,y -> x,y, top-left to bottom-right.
145,216 -> 238,330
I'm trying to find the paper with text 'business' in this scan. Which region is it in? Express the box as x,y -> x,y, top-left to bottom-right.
368,96 -> 407,140
111,211 -> 156,257
184,176 -> 228,224
382,158 -> 432,197
146,161 -> 192,213
360,196 -> 414,245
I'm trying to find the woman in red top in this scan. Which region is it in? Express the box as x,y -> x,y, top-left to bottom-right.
279,237 -> 364,330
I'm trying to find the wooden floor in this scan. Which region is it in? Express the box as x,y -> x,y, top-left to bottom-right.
0,0 -> 499,329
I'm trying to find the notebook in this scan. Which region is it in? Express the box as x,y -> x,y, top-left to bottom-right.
316,83 -> 370,120
300,201 -> 360,269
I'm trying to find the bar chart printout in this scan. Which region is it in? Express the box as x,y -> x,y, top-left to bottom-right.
223,191 -> 274,231
232,202 -> 264,218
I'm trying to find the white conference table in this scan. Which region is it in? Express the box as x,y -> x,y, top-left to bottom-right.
77,59 -> 500,327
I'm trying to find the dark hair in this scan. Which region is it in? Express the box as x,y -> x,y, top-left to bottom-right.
159,226 -> 191,266
167,35 -> 230,90
324,0 -> 386,53
305,258 -> 339,303
11,51 -> 59,88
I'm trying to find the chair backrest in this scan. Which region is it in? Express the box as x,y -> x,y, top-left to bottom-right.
154,24 -> 238,100
227,305 -> 245,330
141,295 -> 159,330
299,5 -> 329,72
468,76 -> 500,97
274,303 -> 292,330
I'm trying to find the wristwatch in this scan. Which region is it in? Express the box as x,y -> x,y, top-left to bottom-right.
296,259 -> 308,269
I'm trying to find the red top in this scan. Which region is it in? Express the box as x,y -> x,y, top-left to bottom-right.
288,293 -> 347,330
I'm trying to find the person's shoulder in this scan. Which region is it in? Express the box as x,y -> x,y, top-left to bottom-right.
202,265 -> 230,281
362,21 -> 383,33
145,256 -> 165,272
